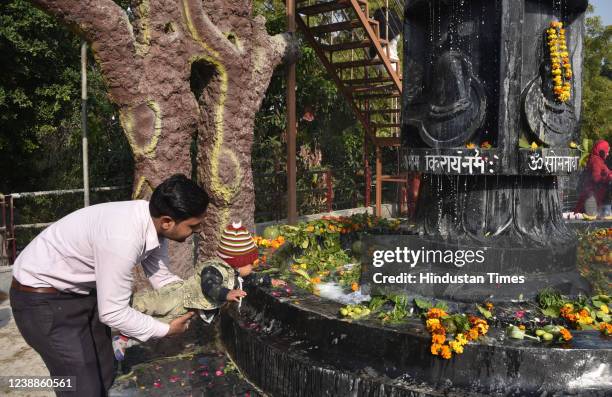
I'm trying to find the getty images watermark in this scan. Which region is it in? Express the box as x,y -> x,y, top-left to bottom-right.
362,236 -> 526,286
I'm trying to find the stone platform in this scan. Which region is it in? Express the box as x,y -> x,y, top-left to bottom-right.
220,285 -> 612,397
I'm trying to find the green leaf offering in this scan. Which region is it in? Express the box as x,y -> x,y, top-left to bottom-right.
476,305 -> 493,319
414,298 -> 432,311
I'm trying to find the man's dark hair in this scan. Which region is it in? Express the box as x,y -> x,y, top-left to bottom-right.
149,174 -> 209,221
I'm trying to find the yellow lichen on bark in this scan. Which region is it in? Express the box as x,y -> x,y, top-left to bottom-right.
118,100 -> 162,159
182,0 -> 243,215
133,175 -> 154,200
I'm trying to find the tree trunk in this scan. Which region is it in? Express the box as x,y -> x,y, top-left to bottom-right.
28,0 -> 297,286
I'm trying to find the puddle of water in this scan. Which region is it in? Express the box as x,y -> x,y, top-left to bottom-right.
317,282 -> 371,305
110,352 -> 260,397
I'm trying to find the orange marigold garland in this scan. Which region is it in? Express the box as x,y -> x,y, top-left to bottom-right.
425,308 -> 488,360
253,235 -> 285,249
547,21 -> 572,102
560,303 -> 595,327
559,327 -> 573,341
599,323 -> 612,336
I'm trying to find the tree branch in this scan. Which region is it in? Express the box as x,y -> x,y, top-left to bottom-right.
269,31 -> 300,66
250,15 -> 299,70
29,0 -> 142,102
181,0 -> 239,60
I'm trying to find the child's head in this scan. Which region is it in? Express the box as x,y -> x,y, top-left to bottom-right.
217,221 -> 258,277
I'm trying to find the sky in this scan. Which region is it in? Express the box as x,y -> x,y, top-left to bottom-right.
590,0 -> 612,26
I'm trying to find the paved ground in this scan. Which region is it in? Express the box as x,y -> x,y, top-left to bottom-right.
0,292 -> 260,396
0,293 -> 53,397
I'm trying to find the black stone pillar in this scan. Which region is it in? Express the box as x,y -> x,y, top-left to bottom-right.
397,0 -> 591,301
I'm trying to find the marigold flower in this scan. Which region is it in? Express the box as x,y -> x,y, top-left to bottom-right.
310,277 -> 321,284
468,328 -> 479,341
468,315 -> 487,327
440,345 -> 452,359
430,343 -> 442,355
449,340 -> 464,354
426,318 -> 442,332
432,327 -> 446,336
427,308 -> 448,319
351,282 -> 359,292
560,327 -> 573,341
484,302 -> 494,311
600,305 -> 609,314
432,334 -> 446,345
455,333 -> 468,346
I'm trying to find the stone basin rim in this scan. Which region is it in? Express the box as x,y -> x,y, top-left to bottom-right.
265,285 -> 612,353
221,285 -> 612,396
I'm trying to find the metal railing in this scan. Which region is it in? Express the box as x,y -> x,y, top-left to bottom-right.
253,166 -> 372,222
0,185 -> 130,265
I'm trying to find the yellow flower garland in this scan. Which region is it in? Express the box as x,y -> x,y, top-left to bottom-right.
547,21 -> 572,103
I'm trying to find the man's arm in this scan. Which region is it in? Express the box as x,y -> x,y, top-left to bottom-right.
94,239 -> 170,341
141,238 -> 182,290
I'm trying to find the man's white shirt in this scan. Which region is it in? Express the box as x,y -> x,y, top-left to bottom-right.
13,200 -> 182,341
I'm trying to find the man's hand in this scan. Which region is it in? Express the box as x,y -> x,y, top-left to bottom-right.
271,279 -> 287,287
226,289 -> 247,302
167,311 -> 195,336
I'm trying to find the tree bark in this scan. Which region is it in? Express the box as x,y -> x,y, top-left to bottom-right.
28,0 -> 297,285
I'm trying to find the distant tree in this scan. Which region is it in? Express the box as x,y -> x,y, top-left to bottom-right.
581,8 -> 612,142
252,1 -> 367,218
0,1 -> 133,194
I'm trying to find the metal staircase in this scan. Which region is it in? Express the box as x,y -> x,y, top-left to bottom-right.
295,0 -> 412,216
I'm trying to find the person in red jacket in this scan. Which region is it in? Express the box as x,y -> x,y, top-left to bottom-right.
574,139 -> 612,215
